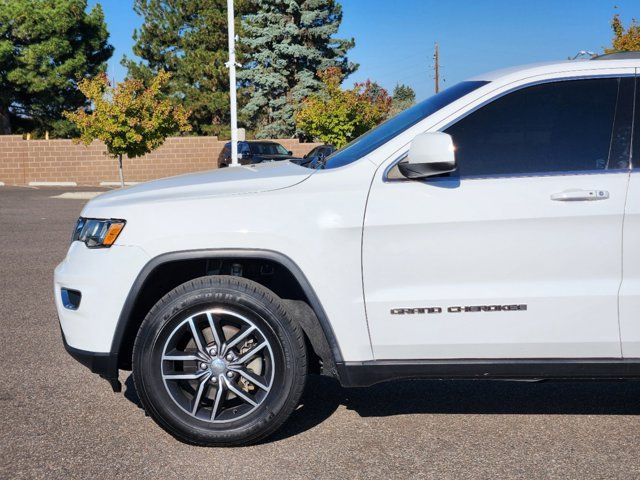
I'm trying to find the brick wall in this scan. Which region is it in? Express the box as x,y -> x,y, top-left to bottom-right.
0,135 -> 321,186
0,136 -> 28,185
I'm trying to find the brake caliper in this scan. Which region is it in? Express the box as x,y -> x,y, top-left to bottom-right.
238,338 -> 260,392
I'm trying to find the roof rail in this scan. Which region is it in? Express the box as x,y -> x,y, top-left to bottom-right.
591,51 -> 640,60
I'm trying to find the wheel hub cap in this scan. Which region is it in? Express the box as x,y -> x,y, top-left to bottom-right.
209,357 -> 227,375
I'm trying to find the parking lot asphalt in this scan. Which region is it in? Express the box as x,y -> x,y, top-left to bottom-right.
2,186 -> 640,479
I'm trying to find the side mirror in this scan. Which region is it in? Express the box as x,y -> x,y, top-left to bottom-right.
398,132 -> 457,180
287,150 -> 293,156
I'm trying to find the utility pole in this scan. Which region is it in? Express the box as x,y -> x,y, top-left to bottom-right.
226,0 -> 239,166
433,42 -> 440,94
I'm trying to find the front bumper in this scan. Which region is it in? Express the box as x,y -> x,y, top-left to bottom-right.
55,242 -> 150,390
54,242 -> 149,352
61,327 -> 121,392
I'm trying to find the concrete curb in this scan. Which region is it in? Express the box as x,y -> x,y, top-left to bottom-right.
29,181 -> 78,187
51,192 -> 102,200
99,181 -> 140,187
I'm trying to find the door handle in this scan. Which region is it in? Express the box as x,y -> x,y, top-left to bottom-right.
550,189 -> 609,202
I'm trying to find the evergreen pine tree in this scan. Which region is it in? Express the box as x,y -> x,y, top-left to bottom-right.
390,83 -> 416,116
0,0 -> 113,136
240,0 -> 357,138
125,0 -> 251,136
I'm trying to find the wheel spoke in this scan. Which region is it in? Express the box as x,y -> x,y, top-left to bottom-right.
224,376 -> 258,407
230,367 -> 270,391
188,318 -> 207,355
161,308 -> 275,423
210,378 -> 225,421
232,341 -> 268,366
163,370 -> 208,381
162,353 -> 201,362
206,311 -> 226,349
223,325 -> 256,354
191,372 -> 212,415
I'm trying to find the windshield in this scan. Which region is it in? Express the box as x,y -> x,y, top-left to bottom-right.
250,142 -> 289,155
321,81 -> 489,169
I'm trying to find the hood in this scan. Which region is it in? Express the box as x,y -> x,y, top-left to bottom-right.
84,161 -> 314,210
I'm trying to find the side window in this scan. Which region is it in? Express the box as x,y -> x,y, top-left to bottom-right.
239,143 -> 251,155
444,77 -> 632,177
634,78 -> 640,169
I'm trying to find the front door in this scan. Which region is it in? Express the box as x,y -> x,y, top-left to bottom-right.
363,76 -> 634,360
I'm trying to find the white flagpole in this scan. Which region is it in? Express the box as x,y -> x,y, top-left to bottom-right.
226,0 -> 239,166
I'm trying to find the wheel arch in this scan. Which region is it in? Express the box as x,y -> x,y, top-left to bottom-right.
111,249 -> 343,375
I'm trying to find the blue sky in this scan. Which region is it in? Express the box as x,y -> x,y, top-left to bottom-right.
89,0 -> 638,100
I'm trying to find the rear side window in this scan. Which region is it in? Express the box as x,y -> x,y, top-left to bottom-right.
444,77 -> 634,177
634,78 -> 640,169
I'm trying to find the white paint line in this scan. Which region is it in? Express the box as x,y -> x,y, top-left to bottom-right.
29,181 -> 78,187
51,192 -> 103,200
99,181 -> 140,187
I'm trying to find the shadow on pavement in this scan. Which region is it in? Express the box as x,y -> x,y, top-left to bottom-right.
122,373 -> 640,443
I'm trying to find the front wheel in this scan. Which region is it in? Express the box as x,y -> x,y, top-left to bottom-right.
132,276 -> 307,446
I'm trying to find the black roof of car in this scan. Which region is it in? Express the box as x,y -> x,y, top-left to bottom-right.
592,51 -> 640,60
224,140 -> 283,145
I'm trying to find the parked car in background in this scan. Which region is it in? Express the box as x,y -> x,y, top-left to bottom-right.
300,144 -> 335,168
217,140 -> 302,168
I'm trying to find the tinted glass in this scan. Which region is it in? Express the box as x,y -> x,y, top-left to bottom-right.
608,77 -> 635,170
250,143 -> 289,155
323,81 -> 489,169
444,78 -> 625,177
633,78 -> 640,169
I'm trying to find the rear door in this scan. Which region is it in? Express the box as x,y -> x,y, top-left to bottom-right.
363,74 -> 634,360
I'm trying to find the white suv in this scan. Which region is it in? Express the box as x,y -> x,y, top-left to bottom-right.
55,53 -> 640,446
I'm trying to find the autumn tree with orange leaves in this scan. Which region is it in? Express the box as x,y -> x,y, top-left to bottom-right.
65,71 -> 191,187
296,67 -> 391,149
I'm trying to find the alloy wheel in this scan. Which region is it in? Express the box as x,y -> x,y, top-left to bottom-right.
160,308 -> 275,423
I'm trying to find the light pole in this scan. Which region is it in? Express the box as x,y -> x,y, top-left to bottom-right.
226,0 -> 239,166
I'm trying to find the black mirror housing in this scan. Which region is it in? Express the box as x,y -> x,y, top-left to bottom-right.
398,161 -> 457,179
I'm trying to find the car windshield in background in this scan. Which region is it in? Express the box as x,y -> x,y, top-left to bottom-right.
250,143 -> 289,155
322,81 -> 489,169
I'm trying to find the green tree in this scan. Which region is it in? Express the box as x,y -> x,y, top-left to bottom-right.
606,14 -> 640,52
64,71 -> 191,187
295,67 -> 391,148
125,0 -> 251,136
390,83 -> 416,117
0,0 -> 113,136
240,0 -> 357,138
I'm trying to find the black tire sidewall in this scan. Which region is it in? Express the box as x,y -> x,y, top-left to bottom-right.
133,277 -> 306,446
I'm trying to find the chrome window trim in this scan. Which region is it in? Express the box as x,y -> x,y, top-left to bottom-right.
383,73 -> 636,183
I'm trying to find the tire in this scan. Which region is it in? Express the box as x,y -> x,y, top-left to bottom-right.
132,275 -> 307,446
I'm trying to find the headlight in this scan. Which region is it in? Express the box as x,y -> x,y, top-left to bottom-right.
72,217 -> 126,248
